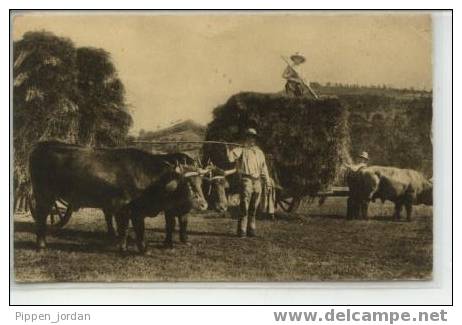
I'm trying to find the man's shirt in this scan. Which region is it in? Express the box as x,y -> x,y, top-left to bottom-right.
227,145 -> 270,181
282,64 -> 307,84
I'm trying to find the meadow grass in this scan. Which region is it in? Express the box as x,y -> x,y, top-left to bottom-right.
13,198 -> 432,282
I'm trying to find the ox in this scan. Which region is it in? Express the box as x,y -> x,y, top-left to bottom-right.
347,166 -> 433,221
29,141 -> 208,251
203,165 -> 280,217
202,146 -> 280,214
202,166 -> 237,212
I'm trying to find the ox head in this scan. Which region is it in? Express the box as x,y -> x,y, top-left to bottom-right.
164,162 -> 210,212
202,166 -> 236,212
417,178 -> 433,206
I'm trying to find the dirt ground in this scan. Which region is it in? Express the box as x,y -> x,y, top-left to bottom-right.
13,197 -> 433,282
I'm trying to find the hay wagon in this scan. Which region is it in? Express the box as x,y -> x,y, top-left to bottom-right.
127,140 -> 340,214
273,177 -> 351,212
203,92 -> 352,213
131,140 -> 336,213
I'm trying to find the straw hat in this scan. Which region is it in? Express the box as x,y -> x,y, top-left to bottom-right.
359,151 -> 369,160
245,128 -> 258,136
290,53 -> 306,64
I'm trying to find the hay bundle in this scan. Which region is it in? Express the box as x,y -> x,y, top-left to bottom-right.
13,31 -> 132,212
340,94 -> 432,176
204,92 -> 351,197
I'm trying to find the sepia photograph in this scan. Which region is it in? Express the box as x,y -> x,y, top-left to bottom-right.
11,11 -> 434,283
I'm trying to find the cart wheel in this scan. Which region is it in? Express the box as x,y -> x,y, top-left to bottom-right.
276,196 -> 301,213
288,197 -> 302,212
49,200 -> 73,229
276,198 -> 292,212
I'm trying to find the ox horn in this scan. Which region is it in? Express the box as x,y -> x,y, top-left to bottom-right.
198,168 -> 210,175
163,160 -> 174,168
223,168 -> 237,176
183,171 -> 200,178
171,160 -> 182,174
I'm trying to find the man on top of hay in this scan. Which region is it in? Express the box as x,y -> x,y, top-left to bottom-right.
226,128 -> 270,237
282,53 -> 319,99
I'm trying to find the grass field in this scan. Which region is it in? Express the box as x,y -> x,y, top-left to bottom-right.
13,197 -> 432,282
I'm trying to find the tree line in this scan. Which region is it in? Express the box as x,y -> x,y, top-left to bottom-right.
310,82 -> 431,97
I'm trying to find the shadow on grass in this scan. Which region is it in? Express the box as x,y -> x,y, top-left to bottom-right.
14,239 -> 115,254
15,219 -> 234,238
55,228 -> 114,242
306,214 -> 346,220
146,227 -> 235,239
15,221 -> 233,239
305,214 -> 414,223
14,220 -> 114,240
13,221 -> 36,234
14,220 -> 234,255
14,237 -> 206,257
372,216 -> 406,222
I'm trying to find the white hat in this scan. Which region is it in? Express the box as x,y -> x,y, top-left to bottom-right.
359,151 -> 369,160
245,128 -> 258,136
290,53 -> 306,63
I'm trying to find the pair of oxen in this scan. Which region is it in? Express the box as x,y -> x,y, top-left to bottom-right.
345,166 -> 433,221
28,141 -> 235,254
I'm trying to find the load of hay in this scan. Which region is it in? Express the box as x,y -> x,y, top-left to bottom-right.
340,94 -> 433,176
203,92 -> 351,197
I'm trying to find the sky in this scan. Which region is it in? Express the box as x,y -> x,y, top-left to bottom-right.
12,13 -> 432,134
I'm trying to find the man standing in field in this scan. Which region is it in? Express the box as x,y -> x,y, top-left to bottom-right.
226,128 -> 270,237
345,151 -> 370,219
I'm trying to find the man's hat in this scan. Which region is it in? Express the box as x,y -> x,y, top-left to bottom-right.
290,53 -> 306,63
245,128 -> 258,136
359,151 -> 369,160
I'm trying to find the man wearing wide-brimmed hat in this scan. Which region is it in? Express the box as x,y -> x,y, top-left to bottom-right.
345,151 -> 370,220
226,128 -> 270,237
358,151 -> 369,164
282,52 -> 318,98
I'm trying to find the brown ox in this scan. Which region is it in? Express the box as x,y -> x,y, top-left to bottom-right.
347,166 -> 432,221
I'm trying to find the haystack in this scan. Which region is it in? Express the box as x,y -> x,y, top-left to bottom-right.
204,92 -> 351,197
